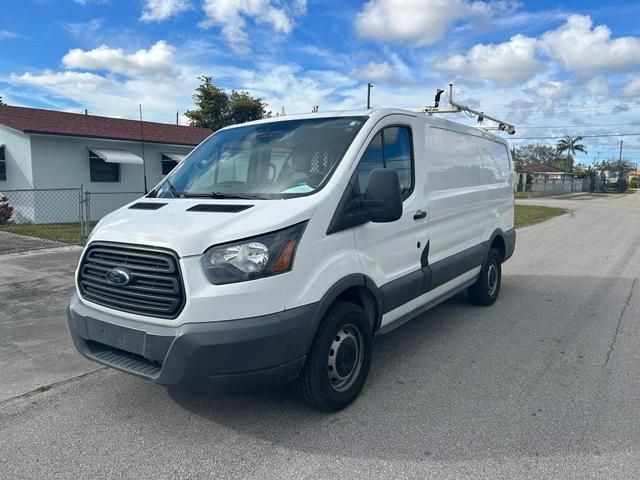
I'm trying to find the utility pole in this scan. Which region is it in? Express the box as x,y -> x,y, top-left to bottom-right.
618,140 -> 623,163
176,110 -> 179,126
139,104 -> 148,194
367,83 -> 373,109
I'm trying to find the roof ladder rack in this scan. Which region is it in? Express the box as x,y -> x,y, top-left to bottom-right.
423,84 -> 516,135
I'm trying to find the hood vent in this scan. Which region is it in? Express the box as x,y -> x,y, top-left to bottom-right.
187,204 -> 253,213
129,202 -> 168,210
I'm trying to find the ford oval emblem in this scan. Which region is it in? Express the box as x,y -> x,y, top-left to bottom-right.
105,268 -> 131,286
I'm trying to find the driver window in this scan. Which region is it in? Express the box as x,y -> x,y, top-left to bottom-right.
354,126 -> 414,199
356,132 -> 384,193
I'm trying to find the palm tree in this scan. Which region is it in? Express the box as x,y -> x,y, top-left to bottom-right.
556,135 -> 588,172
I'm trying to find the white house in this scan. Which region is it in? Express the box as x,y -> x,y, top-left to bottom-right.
0,105 -> 211,222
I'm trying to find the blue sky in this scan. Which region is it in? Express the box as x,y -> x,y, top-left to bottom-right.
1,0 -> 639,163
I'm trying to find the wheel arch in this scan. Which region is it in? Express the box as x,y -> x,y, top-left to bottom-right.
486,228 -> 507,262
305,275 -> 383,353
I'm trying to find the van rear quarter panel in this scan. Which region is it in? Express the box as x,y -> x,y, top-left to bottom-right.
424,123 -> 514,264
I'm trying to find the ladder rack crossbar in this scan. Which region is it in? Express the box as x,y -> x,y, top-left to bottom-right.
423,84 -> 516,135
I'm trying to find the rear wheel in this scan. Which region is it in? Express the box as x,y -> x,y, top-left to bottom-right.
468,248 -> 502,306
295,301 -> 373,412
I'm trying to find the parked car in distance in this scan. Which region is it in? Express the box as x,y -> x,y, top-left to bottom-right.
67,108 -> 516,412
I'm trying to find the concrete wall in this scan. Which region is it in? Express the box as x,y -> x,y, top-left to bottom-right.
2,133 -> 193,224
0,124 -> 34,190
30,134 -> 193,191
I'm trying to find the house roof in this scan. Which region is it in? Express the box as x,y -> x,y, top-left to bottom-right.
520,162 -> 567,174
0,105 -> 212,146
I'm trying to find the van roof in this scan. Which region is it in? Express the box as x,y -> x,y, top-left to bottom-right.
222,108 -> 508,143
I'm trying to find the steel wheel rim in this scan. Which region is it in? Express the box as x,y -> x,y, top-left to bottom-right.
327,324 -> 364,392
487,262 -> 499,297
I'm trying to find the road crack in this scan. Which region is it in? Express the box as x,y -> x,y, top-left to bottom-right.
0,367 -> 106,406
603,277 -> 637,367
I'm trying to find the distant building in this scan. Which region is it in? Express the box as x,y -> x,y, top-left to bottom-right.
516,161 -> 572,187
0,105 -> 211,221
0,105 -> 212,190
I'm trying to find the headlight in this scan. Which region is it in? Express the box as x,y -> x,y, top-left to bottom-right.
201,222 -> 307,284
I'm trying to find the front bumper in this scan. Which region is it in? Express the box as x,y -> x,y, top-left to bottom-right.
68,294 -> 318,390
504,228 -> 516,261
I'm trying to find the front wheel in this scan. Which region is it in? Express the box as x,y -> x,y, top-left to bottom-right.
295,301 -> 373,412
468,248 -> 502,306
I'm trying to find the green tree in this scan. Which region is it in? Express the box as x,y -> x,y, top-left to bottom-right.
227,90 -> 271,125
555,135 -> 587,172
511,143 -> 565,169
185,76 -> 268,131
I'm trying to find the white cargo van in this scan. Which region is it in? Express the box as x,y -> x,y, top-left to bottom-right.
68,107 -> 515,411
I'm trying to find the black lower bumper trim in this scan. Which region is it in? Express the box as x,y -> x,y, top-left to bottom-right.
68,294 -> 317,389
504,228 -> 516,261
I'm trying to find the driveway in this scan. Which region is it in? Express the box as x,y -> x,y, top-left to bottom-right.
0,230 -> 66,254
1,194 -> 639,479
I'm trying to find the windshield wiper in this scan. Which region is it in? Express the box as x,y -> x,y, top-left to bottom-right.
183,191 -> 265,200
165,179 -> 181,198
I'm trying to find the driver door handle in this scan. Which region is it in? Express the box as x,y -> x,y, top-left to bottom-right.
414,210 -> 427,220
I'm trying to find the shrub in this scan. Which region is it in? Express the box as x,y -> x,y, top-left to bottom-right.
630,177 -> 639,189
0,196 -> 14,224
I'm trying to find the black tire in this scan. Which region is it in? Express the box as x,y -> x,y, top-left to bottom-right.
295,301 -> 373,412
468,248 -> 502,306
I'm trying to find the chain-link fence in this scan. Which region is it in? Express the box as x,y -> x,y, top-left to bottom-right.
83,191 -> 144,223
515,178 -> 625,197
0,187 -> 144,249
1,188 -> 83,224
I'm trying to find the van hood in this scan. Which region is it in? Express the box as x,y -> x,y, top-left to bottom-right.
88,197 -> 317,257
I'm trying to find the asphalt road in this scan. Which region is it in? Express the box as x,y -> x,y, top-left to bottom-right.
1,193 -> 639,479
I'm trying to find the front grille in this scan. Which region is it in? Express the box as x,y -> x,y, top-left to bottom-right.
78,243 -> 185,319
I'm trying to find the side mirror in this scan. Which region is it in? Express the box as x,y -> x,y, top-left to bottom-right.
363,169 -> 403,223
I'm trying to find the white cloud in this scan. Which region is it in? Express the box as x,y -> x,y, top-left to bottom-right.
585,77 -> 610,97
540,15 -> 640,73
62,41 -> 176,77
140,0 -> 191,22
435,35 -> 541,85
200,0 -> 307,54
10,69 -> 198,123
0,30 -> 20,39
11,71 -> 110,92
74,0 -> 110,4
525,80 -> 570,101
355,62 -> 395,82
355,0 -> 515,46
622,77 -> 640,97
353,53 -> 412,83
63,19 -> 103,41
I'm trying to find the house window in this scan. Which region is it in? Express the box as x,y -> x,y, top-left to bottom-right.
161,154 -> 178,175
89,150 -> 120,182
0,145 -> 6,181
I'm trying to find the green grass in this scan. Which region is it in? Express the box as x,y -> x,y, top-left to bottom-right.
515,205 -> 568,228
0,223 -> 84,244
514,192 -> 530,199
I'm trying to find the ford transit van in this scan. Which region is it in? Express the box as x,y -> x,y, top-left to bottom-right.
68,108 -> 515,411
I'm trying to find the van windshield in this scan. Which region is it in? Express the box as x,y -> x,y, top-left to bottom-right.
155,116 -> 367,199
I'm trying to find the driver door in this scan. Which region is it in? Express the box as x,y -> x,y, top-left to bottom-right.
353,116 -> 429,327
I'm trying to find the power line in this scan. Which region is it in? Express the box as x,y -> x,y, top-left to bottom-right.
512,132 -> 640,140
519,122 -> 640,129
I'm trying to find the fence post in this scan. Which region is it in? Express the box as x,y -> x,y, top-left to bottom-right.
83,191 -> 91,245
79,184 -> 84,243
